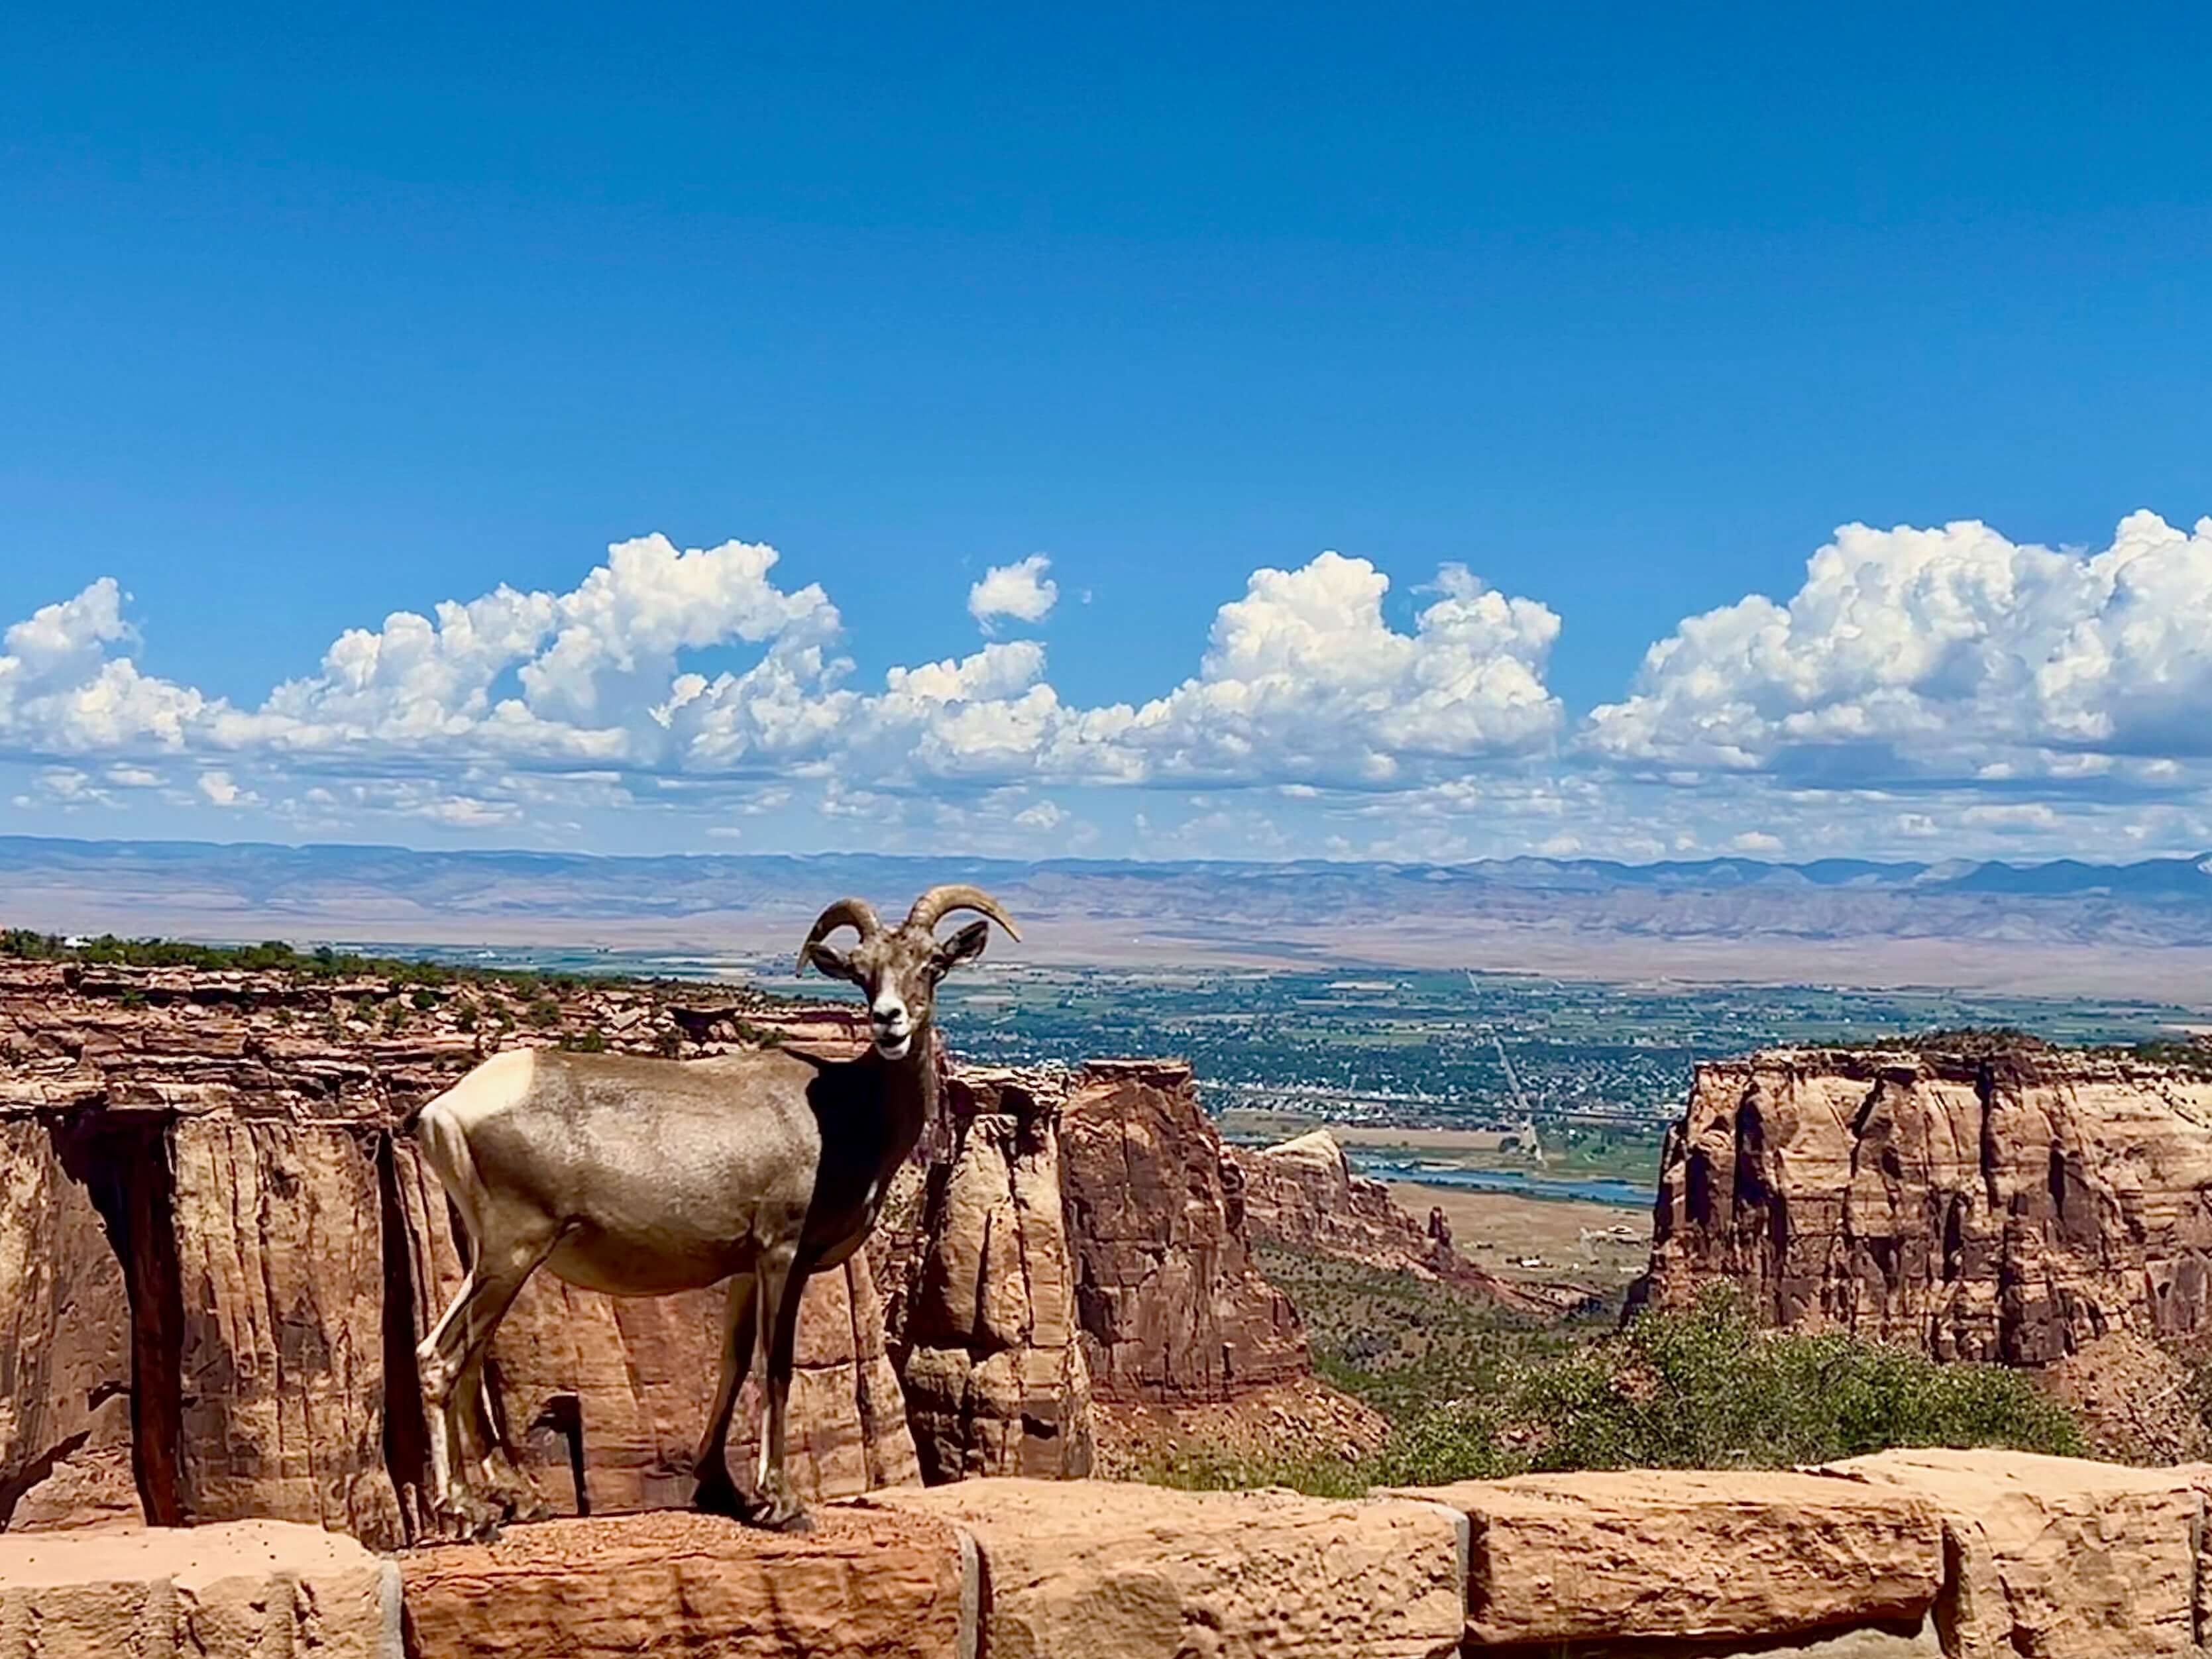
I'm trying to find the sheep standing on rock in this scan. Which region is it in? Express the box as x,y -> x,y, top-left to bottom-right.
408,884 -> 1019,1539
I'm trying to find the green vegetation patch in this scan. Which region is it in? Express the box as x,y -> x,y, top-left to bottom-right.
1370,1289 -> 2084,1486
1164,1256 -> 2085,1497
5,929 -> 517,987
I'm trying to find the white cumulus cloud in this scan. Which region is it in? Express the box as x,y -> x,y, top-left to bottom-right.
35,518 -> 2212,861
0,578 -> 208,755
0,542 -> 1564,815
967,555 -> 1059,631
1584,511 -> 2212,782
1107,554 -> 1563,785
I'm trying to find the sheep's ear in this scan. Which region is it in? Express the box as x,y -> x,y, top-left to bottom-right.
931,920 -> 991,977
804,941 -> 860,983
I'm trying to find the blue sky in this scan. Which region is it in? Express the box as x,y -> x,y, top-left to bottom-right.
5,5 -> 2211,861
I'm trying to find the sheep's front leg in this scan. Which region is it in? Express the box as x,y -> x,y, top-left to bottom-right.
751,1248 -> 814,1533
692,1271 -> 760,1519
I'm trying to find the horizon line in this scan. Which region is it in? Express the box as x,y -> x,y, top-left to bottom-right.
4,830 -> 2209,877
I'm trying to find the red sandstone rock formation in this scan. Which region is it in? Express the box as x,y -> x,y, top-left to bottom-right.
1635,1043 -> 2212,1365
1227,1128 -> 1544,1311
0,960 -> 918,1544
885,1066 -> 1093,1481
0,1118 -> 137,1531
1057,1060 -> 1307,1403
887,1057 -> 1356,1477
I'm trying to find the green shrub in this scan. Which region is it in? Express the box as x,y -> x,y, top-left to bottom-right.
1372,1289 -> 2084,1487
1140,1285 -> 2088,1500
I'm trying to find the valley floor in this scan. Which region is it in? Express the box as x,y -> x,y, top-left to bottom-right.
1385,1181 -> 1650,1294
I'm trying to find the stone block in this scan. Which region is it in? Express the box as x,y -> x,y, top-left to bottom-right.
1825,1448 -> 2203,1659
868,1476 -> 1463,1659
1397,1468 -> 1941,1648
0,1519 -> 400,1659
400,1509 -> 973,1659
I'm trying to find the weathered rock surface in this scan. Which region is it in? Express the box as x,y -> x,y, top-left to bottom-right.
400,1509 -> 973,1659
1057,1061 -> 1307,1404
1825,1447 -> 2205,1659
1398,1468 -> 1942,1648
0,960 -> 918,1540
168,1118 -> 403,1544
0,1120 -> 137,1532
0,1519 -> 401,1659
889,1068 -> 1092,1481
1635,1044 -> 2212,1364
867,1476 -> 1465,1659
1229,1128 -> 1541,1310
9,1454 -> 2212,1659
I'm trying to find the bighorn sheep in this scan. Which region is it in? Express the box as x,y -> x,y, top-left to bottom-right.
410,884 -> 1019,1538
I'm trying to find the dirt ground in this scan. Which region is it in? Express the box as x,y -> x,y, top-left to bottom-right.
1221,1114 -> 1523,1154
1390,1182 -> 1651,1293
1089,1377 -> 1392,1479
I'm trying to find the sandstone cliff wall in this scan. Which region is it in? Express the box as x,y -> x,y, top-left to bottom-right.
1,957 -> 1356,1538
1058,1060 -> 1307,1404
0,1118 -> 137,1531
1636,1043 -> 2212,1365
0,961 -> 918,1544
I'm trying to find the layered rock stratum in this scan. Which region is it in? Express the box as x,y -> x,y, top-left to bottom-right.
1635,1041 -> 2212,1365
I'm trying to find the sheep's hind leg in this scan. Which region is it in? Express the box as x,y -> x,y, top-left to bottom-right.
418,1224 -> 559,1540
692,1271 -> 761,1520
751,1248 -> 814,1533
459,1348 -> 553,1525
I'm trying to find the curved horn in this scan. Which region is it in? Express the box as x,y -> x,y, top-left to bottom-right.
903,884 -> 1023,943
795,896 -> 883,974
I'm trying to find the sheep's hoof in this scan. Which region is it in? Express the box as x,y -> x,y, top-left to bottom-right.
501,1488 -> 553,1526
433,1489 -> 508,1544
692,1475 -> 755,1521
757,1503 -> 814,1534
484,1462 -> 553,1525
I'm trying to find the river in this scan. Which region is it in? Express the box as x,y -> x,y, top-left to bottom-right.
1348,1156 -> 1652,1208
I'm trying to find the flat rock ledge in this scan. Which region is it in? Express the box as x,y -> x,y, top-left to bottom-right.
0,1519 -> 400,1659
8,1454 -> 2212,1657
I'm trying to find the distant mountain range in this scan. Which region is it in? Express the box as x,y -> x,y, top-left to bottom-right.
5,835 -> 2212,997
